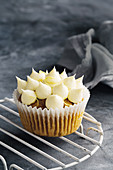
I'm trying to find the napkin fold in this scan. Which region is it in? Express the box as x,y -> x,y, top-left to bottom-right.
57,21 -> 113,89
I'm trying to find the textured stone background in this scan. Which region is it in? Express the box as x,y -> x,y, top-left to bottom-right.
0,0 -> 113,170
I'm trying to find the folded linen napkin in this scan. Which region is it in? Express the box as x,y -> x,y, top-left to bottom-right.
57,21 -> 113,89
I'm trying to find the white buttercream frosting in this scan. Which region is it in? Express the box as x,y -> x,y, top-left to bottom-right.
26,76 -> 39,90
21,89 -> 37,105
16,76 -> 27,94
36,82 -> 51,99
16,66 -> 87,108
68,88 -> 83,103
60,69 -> 67,80
39,70 -> 48,75
76,76 -> 84,88
63,75 -> 76,90
44,67 -> 61,87
46,95 -> 64,109
30,68 -> 45,81
53,83 -> 68,99
46,67 -> 58,77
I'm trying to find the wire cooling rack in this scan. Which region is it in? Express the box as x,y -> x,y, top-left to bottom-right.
0,97 -> 103,170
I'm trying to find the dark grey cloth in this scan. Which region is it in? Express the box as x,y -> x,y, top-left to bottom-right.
57,21 -> 113,89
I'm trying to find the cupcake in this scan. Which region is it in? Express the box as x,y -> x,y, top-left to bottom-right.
13,67 -> 90,137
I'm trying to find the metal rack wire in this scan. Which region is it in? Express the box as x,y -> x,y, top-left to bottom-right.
0,97 -> 103,170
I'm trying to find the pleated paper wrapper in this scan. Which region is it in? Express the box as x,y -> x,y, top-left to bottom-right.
13,87 -> 90,137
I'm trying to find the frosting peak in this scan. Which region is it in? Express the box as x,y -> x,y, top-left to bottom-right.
30,68 -> 38,79
53,83 -> 68,99
39,70 -> 48,75
30,68 -> 45,81
16,76 -> 27,94
46,67 -> 60,78
76,76 -> 84,88
60,69 -> 67,80
46,95 -> 64,109
48,66 -> 57,75
26,76 -> 39,90
36,82 -> 51,99
44,67 -> 61,87
68,88 -> 83,103
21,89 -> 37,105
63,75 -> 76,90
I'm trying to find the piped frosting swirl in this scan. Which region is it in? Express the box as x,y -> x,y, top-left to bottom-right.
26,76 -> 39,90
60,69 -> 67,80
63,75 -> 76,90
76,76 -> 84,88
46,95 -> 64,109
44,67 -> 61,87
30,68 -> 45,81
21,89 -> 37,105
16,76 -> 27,94
36,82 -> 51,99
53,83 -> 68,99
68,88 -> 83,103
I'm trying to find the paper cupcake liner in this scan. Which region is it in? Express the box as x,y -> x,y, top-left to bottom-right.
13,87 -> 90,137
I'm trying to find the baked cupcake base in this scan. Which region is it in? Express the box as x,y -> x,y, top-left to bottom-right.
19,109 -> 84,137
13,88 -> 90,137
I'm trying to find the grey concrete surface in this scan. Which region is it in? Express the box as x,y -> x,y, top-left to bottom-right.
0,1 -> 113,169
